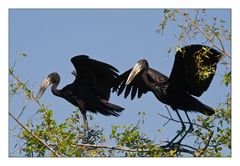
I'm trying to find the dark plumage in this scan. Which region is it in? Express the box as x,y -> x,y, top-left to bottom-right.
113,44 -> 221,145
36,55 -> 124,132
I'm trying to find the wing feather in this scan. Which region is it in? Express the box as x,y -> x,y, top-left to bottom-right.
168,45 -> 222,96
113,68 -> 164,100
71,55 -> 119,100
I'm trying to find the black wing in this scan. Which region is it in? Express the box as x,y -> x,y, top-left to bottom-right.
113,67 -> 168,100
71,55 -> 119,100
167,44 -> 222,97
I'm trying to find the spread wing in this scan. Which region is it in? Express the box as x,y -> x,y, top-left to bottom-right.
113,68 -> 167,100
71,55 -> 119,100
167,44 -> 222,97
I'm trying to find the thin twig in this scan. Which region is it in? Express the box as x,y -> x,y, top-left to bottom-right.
203,131 -> 214,151
216,34 -> 226,54
194,10 -> 199,21
11,108 -> 198,156
9,69 -> 47,121
9,112 -> 60,157
9,69 -> 42,107
194,130 -> 214,156
17,105 -> 26,119
162,105 -> 172,126
158,113 -> 212,132
178,10 -> 230,58
158,110 -> 214,156
165,105 -> 173,119
192,21 -> 230,58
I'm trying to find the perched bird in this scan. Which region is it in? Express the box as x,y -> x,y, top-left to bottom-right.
36,55 -> 124,133
113,44 -> 221,145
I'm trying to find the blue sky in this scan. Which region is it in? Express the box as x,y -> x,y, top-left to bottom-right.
9,9 -> 230,156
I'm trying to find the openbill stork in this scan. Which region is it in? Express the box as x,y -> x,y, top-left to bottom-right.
113,44 -> 221,146
36,55 -> 124,134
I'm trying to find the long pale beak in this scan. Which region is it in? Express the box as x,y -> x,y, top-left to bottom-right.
126,62 -> 143,85
36,78 -> 51,99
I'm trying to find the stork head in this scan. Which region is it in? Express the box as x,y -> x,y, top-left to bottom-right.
36,72 -> 60,99
126,59 -> 149,85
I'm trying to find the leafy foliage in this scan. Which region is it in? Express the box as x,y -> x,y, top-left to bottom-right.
19,107 -> 107,157
9,9 -> 231,157
157,9 -> 231,157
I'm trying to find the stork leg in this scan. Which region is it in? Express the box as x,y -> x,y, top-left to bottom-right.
80,109 -> 89,142
176,111 -> 193,144
167,109 -> 186,147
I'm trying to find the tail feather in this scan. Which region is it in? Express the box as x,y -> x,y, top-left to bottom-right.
195,101 -> 215,116
100,99 -> 124,117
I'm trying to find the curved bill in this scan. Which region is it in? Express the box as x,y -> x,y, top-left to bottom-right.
36,78 -> 51,99
126,62 -> 143,85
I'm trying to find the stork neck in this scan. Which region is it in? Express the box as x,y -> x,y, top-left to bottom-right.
51,82 -> 62,97
142,71 -> 156,91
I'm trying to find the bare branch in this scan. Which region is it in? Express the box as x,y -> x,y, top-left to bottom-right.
216,34 -> 226,54
72,141 -> 197,156
158,112 -> 212,133
158,109 -> 214,156
75,143 -> 149,152
194,10 -> 199,21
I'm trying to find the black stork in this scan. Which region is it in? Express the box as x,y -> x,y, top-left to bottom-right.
113,44 -> 221,146
36,55 -> 124,133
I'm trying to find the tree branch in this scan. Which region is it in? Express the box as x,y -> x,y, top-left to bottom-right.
75,143 -> 149,152
158,112 -> 212,133
9,69 -> 42,107
177,10 -> 231,58
72,142 -> 196,156
10,108 -> 201,156
192,20 -> 230,58
194,130 -> 214,157
158,110 -> 214,156
9,112 -> 61,157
